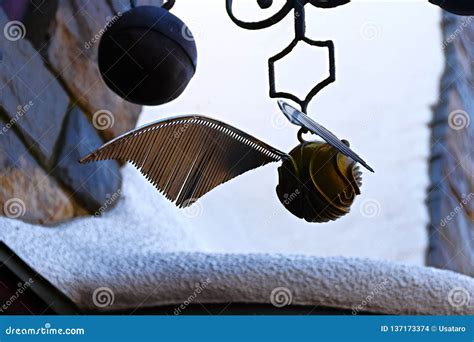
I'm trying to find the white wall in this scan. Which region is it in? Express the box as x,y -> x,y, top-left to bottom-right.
138,0 -> 443,264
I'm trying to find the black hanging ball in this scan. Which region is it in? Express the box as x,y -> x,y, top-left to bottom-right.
429,0 -> 474,15
98,5 -> 197,106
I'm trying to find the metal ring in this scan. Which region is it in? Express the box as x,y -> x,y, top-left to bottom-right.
297,128 -> 309,143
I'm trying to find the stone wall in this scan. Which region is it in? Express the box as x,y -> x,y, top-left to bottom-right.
0,0 -> 158,225
427,13 -> 473,276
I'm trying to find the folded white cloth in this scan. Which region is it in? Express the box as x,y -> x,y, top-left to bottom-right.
1,169 -> 472,315
1,230 -> 473,315
72,252 -> 474,315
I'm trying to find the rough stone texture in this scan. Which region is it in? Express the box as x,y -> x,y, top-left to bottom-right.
0,115 -> 74,225
54,107 -> 122,213
0,9 -> 69,168
427,13 -> 474,276
0,1 -> 140,225
25,0 -> 142,141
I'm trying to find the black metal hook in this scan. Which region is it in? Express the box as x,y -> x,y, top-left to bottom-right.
162,0 -> 176,10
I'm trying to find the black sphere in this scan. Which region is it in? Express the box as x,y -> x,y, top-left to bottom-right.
429,0 -> 474,15
98,6 -> 197,106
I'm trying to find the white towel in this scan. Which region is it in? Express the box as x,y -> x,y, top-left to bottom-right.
1,236 -> 473,315
1,166 -> 472,315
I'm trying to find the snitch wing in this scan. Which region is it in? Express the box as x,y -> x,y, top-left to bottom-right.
80,115 -> 286,207
277,100 -> 374,173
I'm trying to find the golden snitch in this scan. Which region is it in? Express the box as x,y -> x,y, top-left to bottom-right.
80,101 -> 373,223
277,141 -> 362,222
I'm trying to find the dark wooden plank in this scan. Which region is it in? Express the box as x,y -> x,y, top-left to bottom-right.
0,242 -> 80,315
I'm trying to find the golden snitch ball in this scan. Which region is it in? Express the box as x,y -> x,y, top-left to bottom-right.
276,141 -> 363,223
80,102 -> 373,223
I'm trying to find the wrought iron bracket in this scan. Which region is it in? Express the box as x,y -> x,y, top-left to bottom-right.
269,38 -> 335,114
226,0 -> 349,113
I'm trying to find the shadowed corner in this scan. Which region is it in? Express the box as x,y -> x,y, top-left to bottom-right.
429,0 -> 474,15
0,242 -> 80,315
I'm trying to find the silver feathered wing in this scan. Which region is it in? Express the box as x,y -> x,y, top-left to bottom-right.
277,100 -> 374,173
80,115 -> 286,207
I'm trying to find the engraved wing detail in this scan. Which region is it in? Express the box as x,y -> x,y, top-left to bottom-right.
80,115 -> 286,207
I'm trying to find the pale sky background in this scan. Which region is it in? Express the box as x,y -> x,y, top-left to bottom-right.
140,0 -> 444,264
0,1 -> 444,267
